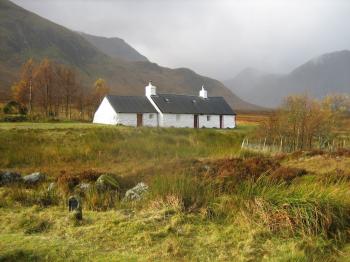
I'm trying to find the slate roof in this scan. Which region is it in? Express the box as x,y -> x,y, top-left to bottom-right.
150,94 -> 236,115
106,95 -> 157,113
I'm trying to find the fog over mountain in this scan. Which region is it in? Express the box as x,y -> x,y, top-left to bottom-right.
11,0 -> 350,80
224,50 -> 350,107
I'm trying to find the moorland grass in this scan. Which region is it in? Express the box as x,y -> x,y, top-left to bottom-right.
0,122 -> 349,261
0,123 -> 249,174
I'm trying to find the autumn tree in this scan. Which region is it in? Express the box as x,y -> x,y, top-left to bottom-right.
57,65 -> 79,119
258,94 -> 345,151
33,58 -> 57,117
11,58 -> 35,113
93,78 -> 110,103
89,78 -> 110,115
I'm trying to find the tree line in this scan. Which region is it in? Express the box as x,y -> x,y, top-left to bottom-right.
10,58 -> 110,119
257,94 -> 350,151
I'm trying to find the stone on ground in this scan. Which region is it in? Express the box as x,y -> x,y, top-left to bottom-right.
0,171 -> 22,185
124,182 -> 149,201
23,172 -> 46,185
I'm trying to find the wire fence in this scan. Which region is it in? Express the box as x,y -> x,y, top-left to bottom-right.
241,136 -> 350,154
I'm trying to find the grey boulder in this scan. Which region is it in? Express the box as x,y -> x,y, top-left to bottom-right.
0,171 -> 22,185
124,182 -> 149,201
23,172 -> 46,185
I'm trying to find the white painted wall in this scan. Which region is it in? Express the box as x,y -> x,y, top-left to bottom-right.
223,115 -> 236,129
198,115 -> 220,128
161,114 -> 194,128
93,97 -> 117,125
116,113 -> 137,126
143,113 -> 158,127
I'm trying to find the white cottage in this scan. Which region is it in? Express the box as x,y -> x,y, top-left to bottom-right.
93,83 -> 236,128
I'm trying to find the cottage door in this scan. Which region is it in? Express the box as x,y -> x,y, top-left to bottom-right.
194,115 -> 199,128
137,114 -> 143,127
220,115 -> 223,129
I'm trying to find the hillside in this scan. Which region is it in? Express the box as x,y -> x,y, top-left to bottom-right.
79,32 -> 148,62
225,50 -> 350,107
0,0 -> 260,111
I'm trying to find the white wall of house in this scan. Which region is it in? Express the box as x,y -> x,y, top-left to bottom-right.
116,113 -> 137,126
93,98 -> 117,125
143,113 -> 158,127
160,114 -> 194,128
223,115 -> 236,129
198,115 -> 220,128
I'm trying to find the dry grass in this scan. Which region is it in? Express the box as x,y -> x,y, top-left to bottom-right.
0,121 -> 349,261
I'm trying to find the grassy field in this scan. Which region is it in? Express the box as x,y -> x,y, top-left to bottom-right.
0,121 -> 350,261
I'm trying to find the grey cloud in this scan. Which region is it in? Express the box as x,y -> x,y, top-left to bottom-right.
11,0 -> 350,80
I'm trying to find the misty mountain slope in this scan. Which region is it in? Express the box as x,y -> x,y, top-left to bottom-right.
0,0 -> 260,111
225,50 -> 350,107
80,32 -> 148,62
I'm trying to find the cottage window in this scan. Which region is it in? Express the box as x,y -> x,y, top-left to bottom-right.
149,114 -> 154,119
176,114 -> 181,121
207,115 -> 211,121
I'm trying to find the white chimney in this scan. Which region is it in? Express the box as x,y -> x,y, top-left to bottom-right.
145,81 -> 156,97
199,85 -> 208,99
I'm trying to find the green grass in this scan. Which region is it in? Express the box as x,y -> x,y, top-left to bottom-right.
0,122 -> 349,261
0,122 -> 250,175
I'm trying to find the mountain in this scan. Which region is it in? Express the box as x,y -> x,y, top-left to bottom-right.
0,0 -> 260,111
224,50 -> 350,107
79,32 -> 148,62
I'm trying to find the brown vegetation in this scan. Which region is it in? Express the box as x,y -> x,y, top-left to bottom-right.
257,94 -> 350,152
10,58 -> 110,120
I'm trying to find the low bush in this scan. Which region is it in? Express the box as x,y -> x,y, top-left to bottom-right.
199,157 -> 280,192
269,167 -> 307,184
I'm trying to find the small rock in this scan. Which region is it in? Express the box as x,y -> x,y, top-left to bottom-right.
23,172 -> 46,185
0,171 -> 22,185
124,182 -> 149,201
95,174 -> 119,191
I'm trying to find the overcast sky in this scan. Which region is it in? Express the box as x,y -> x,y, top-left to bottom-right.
11,0 -> 350,80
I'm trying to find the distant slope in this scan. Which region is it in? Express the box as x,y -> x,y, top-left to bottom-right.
0,0 -> 260,111
225,50 -> 350,107
79,32 -> 148,62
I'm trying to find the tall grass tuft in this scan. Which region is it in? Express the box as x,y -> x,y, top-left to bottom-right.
149,173 -> 218,210
83,185 -> 118,211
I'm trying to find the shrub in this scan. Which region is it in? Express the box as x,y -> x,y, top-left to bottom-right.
269,167 -> 307,184
3,101 -> 27,115
201,157 -> 281,192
